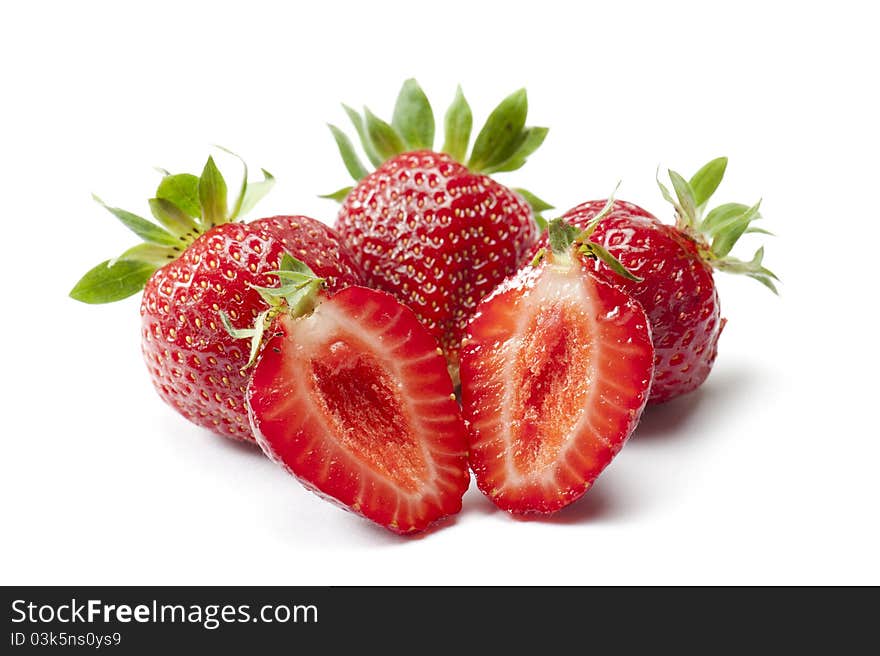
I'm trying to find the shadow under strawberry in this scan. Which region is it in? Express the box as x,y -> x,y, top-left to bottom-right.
632,363 -> 757,442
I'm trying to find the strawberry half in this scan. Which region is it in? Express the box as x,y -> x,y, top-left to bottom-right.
323,80 -> 552,382
232,256 -> 470,534
461,207 -> 654,514
70,152 -> 363,440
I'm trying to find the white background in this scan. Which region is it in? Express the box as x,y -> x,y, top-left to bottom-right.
1,0 -> 877,585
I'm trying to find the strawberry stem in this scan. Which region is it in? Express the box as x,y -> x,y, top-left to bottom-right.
545,184 -> 642,282
222,253 -> 327,370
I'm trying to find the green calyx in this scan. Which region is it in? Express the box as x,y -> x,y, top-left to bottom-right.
69,150 -> 275,304
323,79 -> 552,224
533,186 -> 641,282
220,253 -> 325,370
657,157 -> 779,293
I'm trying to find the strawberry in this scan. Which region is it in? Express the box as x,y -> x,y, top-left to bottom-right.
460,207 -> 654,514
323,80 -> 551,382
70,153 -> 363,440
228,256 -> 470,534
542,159 -> 777,403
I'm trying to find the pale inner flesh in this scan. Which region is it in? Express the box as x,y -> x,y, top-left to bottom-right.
510,300 -> 594,474
311,338 -> 427,492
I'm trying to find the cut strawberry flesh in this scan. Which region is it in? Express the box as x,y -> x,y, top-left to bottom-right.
513,301 -> 594,474
248,286 -> 470,534
310,343 -> 426,492
461,262 -> 654,514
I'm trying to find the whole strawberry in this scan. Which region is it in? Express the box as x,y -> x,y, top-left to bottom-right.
70,153 -> 362,440
324,80 -> 551,381
543,159 -> 777,402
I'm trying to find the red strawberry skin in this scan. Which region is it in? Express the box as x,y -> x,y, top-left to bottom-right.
140,216 -> 363,441
541,200 -> 724,403
460,259 -> 653,514
336,150 -> 538,378
247,286 -> 470,534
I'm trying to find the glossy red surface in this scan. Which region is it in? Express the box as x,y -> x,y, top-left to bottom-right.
460,260 -> 653,514
336,150 -> 538,379
539,200 -> 724,403
140,216 -> 363,440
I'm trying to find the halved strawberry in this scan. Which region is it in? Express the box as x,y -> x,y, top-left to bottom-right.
460,209 -> 654,514
234,257 -> 470,534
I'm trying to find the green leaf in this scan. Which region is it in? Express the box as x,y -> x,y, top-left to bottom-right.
668,169 -> 697,228
534,214 -> 549,232
149,197 -> 199,236
238,168 -> 275,218
689,157 -> 728,210
69,259 -> 156,304
745,226 -> 774,236
547,218 -> 582,255
746,271 -> 779,293
213,146 -> 250,220
582,242 -> 642,282
581,182 -> 621,237
468,88 -> 528,172
93,194 -> 179,246
364,107 -> 407,161
244,311 -> 269,368
199,156 -> 228,228
392,78 -> 435,150
252,253 -> 324,319
747,273 -> 779,294
258,253 -> 321,292
113,242 -> 178,268
483,126 -> 548,174
710,200 -> 762,258
319,186 -> 353,203
156,173 -> 201,218
219,309 -> 257,340
656,168 -> 679,211
279,252 -> 316,276
442,85 -> 473,163
213,147 -> 272,220
711,223 -> 746,259
257,280 -> 312,296
711,201 -> 761,236
701,202 -> 751,235
220,309 -> 268,370
513,188 -> 554,213
714,247 -> 779,294
328,124 -> 369,181
343,104 -> 382,168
